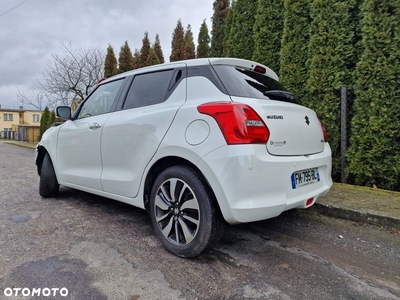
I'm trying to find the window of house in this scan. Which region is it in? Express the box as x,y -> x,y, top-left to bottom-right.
123,70 -> 174,110
3,128 -> 12,131
33,114 -> 40,122
3,114 -> 13,121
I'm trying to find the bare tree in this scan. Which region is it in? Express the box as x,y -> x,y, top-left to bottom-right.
16,88 -> 47,110
40,43 -> 105,107
19,43 -> 105,109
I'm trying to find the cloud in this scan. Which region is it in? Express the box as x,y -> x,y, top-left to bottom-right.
0,0 -> 214,109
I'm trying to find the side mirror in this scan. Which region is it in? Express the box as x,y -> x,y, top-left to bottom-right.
56,106 -> 72,120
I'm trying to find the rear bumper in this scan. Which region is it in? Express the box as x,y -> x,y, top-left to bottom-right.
197,143 -> 332,224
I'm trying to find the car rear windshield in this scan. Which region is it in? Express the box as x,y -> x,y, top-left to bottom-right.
212,65 -> 295,103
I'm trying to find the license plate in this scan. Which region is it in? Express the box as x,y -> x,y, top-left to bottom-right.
291,168 -> 320,189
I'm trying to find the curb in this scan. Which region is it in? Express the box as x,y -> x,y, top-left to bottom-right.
312,202 -> 400,230
2,141 -> 37,149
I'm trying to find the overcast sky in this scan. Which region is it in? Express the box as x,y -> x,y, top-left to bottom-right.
0,0 -> 214,109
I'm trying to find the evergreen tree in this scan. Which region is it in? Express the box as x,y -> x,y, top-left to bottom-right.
349,0 -> 364,71
47,110 -> 56,128
146,47 -> 161,66
252,0 -> 284,73
211,0 -> 230,57
197,20 -> 211,58
279,0 -> 312,102
223,1 -> 235,56
154,34 -> 165,63
39,107 -> 50,139
140,32 -> 151,67
104,44 -> 118,78
346,0 -> 400,190
226,0 -> 257,59
170,20 -> 185,62
132,49 -> 141,70
306,0 -> 358,181
183,24 -> 196,60
118,41 -> 133,73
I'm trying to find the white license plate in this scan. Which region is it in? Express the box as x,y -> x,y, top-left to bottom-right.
291,168 -> 320,189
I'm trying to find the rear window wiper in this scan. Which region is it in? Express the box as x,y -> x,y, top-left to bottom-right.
263,90 -> 295,102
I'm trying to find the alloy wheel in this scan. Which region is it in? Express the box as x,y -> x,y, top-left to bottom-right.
154,178 -> 200,245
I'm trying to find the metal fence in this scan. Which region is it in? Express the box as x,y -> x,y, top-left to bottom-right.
340,85 -> 348,183
0,131 -> 17,140
0,128 -> 28,142
340,85 -> 356,184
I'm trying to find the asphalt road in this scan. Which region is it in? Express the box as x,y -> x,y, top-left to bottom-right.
0,141 -> 399,300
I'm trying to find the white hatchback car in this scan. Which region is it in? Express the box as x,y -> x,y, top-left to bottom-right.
36,58 -> 332,257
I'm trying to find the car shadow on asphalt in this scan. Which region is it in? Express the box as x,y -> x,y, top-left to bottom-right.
52,186 -> 151,221
50,186 -> 315,261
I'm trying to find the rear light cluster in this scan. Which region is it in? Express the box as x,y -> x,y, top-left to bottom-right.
318,118 -> 328,142
198,102 -> 270,144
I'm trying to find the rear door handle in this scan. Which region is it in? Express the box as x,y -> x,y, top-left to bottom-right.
89,122 -> 102,130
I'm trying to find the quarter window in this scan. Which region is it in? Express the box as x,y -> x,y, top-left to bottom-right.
123,70 -> 174,110
78,79 -> 124,119
212,65 -> 294,102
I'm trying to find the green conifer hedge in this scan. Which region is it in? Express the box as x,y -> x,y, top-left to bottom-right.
347,0 -> 400,190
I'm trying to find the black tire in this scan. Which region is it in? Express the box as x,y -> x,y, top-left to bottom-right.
39,153 -> 60,198
149,165 -> 224,258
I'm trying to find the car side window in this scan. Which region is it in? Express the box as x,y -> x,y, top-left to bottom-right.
77,79 -> 124,119
123,70 -> 174,110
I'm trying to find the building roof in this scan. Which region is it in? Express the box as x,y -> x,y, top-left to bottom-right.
0,107 -> 43,113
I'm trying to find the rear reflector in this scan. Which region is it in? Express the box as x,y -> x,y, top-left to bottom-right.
198,102 -> 270,144
306,198 -> 314,206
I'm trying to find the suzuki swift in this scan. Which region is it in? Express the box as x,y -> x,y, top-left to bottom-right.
36,58 -> 332,257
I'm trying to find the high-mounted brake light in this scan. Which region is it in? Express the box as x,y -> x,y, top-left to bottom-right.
254,65 -> 266,74
198,102 -> 270,144
98,78 -> 106,84
318,118 -> 328,142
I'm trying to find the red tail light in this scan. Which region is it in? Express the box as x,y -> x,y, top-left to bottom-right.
198,102 -> 270,144
319,118 -> 328,142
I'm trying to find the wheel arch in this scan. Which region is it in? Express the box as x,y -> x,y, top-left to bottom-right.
36,145 -> 48,176
143,156 -> 222,217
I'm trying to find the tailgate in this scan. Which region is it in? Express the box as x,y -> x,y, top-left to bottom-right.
232,97 -> 325,156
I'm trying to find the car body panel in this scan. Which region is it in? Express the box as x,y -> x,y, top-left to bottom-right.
231,96 -> 325,156
208,57 -> 279,81
197,143 -> 332,224
56,113 -> 112,190
100,79 -> 187,197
